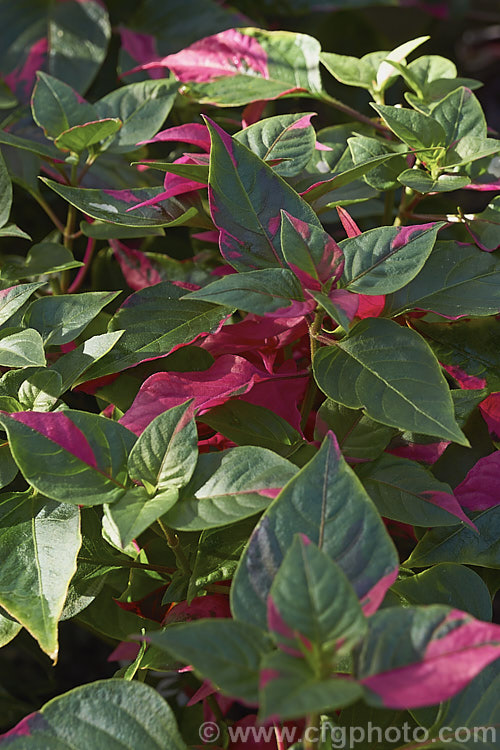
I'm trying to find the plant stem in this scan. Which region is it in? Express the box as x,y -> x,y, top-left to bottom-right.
318,92 -> 389,134
304,713 -> 320,750
78,556 -> 174,576
60,162 -> 79,291
67,236 -> 96,293
157,519 -> 191,576
31,190 -> 66,234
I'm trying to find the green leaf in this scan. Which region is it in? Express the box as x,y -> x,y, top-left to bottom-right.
0,328 -> 45,367
0,492 -> 80,660
18,369 -> 63,411
316,400 -> 397,460
0,223 -> 31,240
0,282 -> 44,326
0,607 -> 21,647
164,446 -> 298,531
466,195 -> 500,251
51,331 -> 124,392
300,152 -> 399,204
202,400 -> 303,457
321,51 -> 378,90
259,650 -> 362,721
357,454 -> 470,528
184,268 -> 304,315
231,434 -> 398,629
430,87 -> 486,150
0,129 -> 61,160
398,169 -> 469,193
372,103 -> 446,156
148,619 -> 270,704
103,486 -> 178,550
95,79 -> 179,153
269,536 -> 367,652
385,240 -> 500,317
314,318 -> 467,444
81,282 -> 230,380
406,505 -> 500,569
40,179 -> 201,228
0,441 -> 18,489
32,72 -> 97,140
0,148 -> 12,228
235,112 -> 317,177
348,135 -> 408,191
2,679 -> 187,749
0,242 -> 82,282
47,0 -> 111,94
391,564 -> 492,621
0,410 -> 136,506
54,118 -> 122,154
23,291 -> 119,346
80,220 -> 165,240
128,401 -> 198,493
413,317 -> 500,391
206,118 -> 322,270
340,222 -> 443,294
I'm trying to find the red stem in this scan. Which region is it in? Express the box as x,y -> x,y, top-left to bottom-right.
67,237 -> 96,293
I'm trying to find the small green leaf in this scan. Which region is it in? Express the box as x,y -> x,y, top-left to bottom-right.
398,168 -> 469,193
0,328 -> 46,367
103,486 -> 178,550
51,331 -> 124,392
316,400 -> 397,460
372,103 -> 446,156
32,72 -> 97,139
54,118 -> 122,154
0,282 -> 44,327
0,147 -> 12,228
1,242 -> 82,281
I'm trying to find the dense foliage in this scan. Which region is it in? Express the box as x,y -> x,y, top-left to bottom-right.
0,1 -> 499,748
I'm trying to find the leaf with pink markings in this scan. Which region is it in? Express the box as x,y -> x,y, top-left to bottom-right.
138,122 -> 211,150
357,606 -> 500,709
280,211 -> 344,286
0,410 -> 136,505
480,392 -> 500,439
206,118 -> 322,271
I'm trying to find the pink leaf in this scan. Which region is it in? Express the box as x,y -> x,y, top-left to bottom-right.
241,100 -> 268,128
442,364 -> 487,390
360,567 -> 399,616
0,712 -> 40,740
362,609 -> 500,709
5,38 -> 48,100
239,361 -> 308,432
138,122 -> 211,150
118,27 -> 164,79
130,29 -> 269,83
281,210 -> 344,286
420,490 -> 477,529
479,392 -> 500,438
454,452 -> 500,511
328,289 -> 359,323
336,206 -> 361,238
6,411 -> 97,467
355,294 -> 386,319
387,440 -> 450,465
163,593 -> 231,624
119,354 -> 267,434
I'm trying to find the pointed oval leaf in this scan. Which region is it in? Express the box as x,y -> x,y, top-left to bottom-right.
31,72 -> 97,139
0,492 -> 80,660
103,486 -> 178,550
231,433 -> 398,629
0,283 -> 44,327
0,410 -> 136,505
313,318 -> 468,445
0,328 -> 45,367
54,118 -> 122,154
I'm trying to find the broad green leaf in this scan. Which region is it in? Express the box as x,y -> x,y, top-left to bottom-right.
32,72 -> 97,139
202,400 -> 303,457
314,318 -> 467,444
466,195 -> 500,251
0,129 -> 61,160
48,0 -> 111,93
235,112 -> 316,177
18,369 -> 63,411
80,220 -> 165,240
23,291 -> 119,346
95,79 -> 179,153
340,222 -> 443,294
269,536 -> 367,653
184,29 -> 322,106
406,505 -> 500,569
300,152 -> 399,204
357,455 -> 472,528
0,148 -> 12,228
316,400 -> 397,460
348,135 -> 408,191
375,36 -> 430,92
259,650 -> 362,721
103,486 -> 178,550
148,619 -> 270,704
0,242 -> 82,281
0,282 -> 44,326
391,564 -> 492,621
430,87 -> 486,150
321,51 -> 379,90
0,492 -> 80,660
336,702 -> 419,750
385,240 -> 500,317
51,331 -> 124,392
372,103 -> 446,156
398,169 -> 469,193
164,446 -> 298,531
0,410 -> 136,506
40,179 -> 200,228
184,268 -> 304,315
81,282 -> 229,380
0,328 -> 45,367
206,118 -> 322,270
1,679 -> 186,749
54,118 -> 122,154
231,434 -> 398,629
413,317 -> 500,391
128,401 -> 198,493
0,223 -> 31,240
